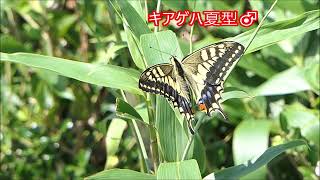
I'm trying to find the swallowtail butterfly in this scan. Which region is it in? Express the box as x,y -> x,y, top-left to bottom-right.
139,41 -> 245,134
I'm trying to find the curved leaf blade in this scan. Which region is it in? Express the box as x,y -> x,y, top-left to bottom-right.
117,0 -> 151,38
85,169 -> 155,180
210,140 -> 306,180
0,53 -> 142,95
221,90 -> 253,102
116,98 -> 148,124
252,66 -> 311,96
229,10 -> 320,54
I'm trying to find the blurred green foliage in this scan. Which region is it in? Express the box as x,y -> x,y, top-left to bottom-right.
0,0 -> 319,179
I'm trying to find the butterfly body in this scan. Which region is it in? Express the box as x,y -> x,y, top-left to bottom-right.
139,41 -> 245,134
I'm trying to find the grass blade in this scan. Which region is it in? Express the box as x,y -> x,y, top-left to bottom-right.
0,52 -> 142,95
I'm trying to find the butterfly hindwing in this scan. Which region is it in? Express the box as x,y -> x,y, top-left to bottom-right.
138,63 -> 194,130
199,82 -> 227,119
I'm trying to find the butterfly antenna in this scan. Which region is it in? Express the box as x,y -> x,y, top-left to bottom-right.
149,46 -> 175,58
172,45 -> 179,57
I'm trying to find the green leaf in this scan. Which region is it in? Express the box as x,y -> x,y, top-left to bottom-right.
105,43 -> 127,63
230,10 -> 319,54
117,0 -> 151,39
232,120 -> 271,179
252,66 -> 311,96
238,54 -> 277,79
209,140 -> 306,180
0,34 -> 30,53
128,0 -> 145,20
157,159 -> 202,180
193,135 -> 207,174
116,98 -> 148,124
221,90 -> 253,103
106,118 -> 127,156
303,58 -> 320,94
0,53 -> 142,95
162,0 -> 188,11
140,30 -> 191,162
140,30 -> 184,66
156,96 -> 191,161
56,14 -> 78,37
281,103 -> 320,147
135,105 -> 149,124
85,169 -> 155,180
233,120 -> 271,165
105,118 -> 127,168
261,44 -> 295,67
124,24 -> 145,70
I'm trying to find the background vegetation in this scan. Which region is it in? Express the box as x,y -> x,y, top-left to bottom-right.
1,0 -> 319,179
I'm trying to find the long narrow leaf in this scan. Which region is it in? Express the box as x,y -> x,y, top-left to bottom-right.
85,169 -> 155,180
117,0 -> 151,39
206,140 -> 306,180
230,10 -> 319,54
0,53 -> 142,95
252,66 -> 311,96
116,98 -> 148,124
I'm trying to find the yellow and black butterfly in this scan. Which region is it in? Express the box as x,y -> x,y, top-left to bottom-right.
138,41 -> 244,134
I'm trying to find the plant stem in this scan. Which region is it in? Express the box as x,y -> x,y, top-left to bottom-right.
154,0 -> 161,33
181,113 -> 205,161
181,135 -> 194,161
144,0 -> 148,22
121,91 -> 150,173
107,1 -> 150,173
189,0 -> 196,54
145,93 -> 159,172
244,0 -> 278,53
145,0 -> 162,171
189,26 -> 195,54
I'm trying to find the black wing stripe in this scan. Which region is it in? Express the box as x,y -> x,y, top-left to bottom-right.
139,67 -> 194,124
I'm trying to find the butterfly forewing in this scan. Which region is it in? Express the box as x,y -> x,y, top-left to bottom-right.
182,41 -> 244,85
138,63 -> 194,131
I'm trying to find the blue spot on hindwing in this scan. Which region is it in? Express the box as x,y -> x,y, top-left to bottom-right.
206,91 -> 212,99
202,94 -> 207,101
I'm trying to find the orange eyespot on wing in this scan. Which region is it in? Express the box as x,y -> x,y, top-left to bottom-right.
198,102 -> 207,112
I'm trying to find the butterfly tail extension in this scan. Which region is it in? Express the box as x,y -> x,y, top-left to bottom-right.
216,108 -> 229,123
200,82 -> 228,121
